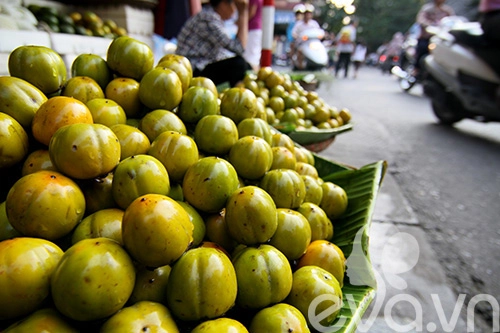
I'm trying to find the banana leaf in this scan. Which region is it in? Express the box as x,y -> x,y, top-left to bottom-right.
313,154 -> 388,333
286,71 -> 335,83
275,123 -> 354,146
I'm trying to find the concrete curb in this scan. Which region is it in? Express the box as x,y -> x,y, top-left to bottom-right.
311,68 -> 470,332
363,173 -> 467,332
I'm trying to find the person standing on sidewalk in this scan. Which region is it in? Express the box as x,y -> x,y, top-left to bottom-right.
334,17 -> 358,78
351,39 -> 367,79
286,4 -> 305,64
176,0 -> 251,87
243,0 -> 263,71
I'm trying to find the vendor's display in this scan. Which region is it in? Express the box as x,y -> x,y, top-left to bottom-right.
0,1 -> 155,76
0,2 -> 127,37
0,37 -> 386,332
27,5 -> 127,37
238,67 -> 353,152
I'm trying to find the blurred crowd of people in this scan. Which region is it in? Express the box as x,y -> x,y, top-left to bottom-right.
282,3 -> 366,78
171,0 -> 500,86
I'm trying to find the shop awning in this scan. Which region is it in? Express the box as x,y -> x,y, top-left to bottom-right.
274,9 -> 294,25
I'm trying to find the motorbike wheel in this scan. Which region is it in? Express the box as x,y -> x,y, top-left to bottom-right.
431,101 -> 464,125
399,76 -> 417,92
398,64 -> 417,92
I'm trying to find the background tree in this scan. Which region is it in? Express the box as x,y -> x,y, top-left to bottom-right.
317,0 -> 423,52
316,0 -> 480,53
356,0 -> 423,51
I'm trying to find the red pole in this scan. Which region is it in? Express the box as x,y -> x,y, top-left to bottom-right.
260,0 -> 275,67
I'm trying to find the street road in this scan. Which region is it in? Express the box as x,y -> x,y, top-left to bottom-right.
314,66 -> 500,330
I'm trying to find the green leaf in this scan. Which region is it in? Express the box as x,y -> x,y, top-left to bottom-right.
313,155 -> 388,332
272,122 -> 297,134
287,70 -> 335,83
313,153 -> 352,177
287,123 -> 353,145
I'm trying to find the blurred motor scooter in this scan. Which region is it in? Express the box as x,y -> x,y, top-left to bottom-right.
291,28 -> 329,71
422,16 -> 500,125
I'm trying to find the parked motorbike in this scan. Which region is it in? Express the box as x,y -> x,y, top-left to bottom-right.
291,28 -> 329,71
422,17 -> 500,125
391,32 -> 419,91
391,60 -> 419,92
379,52 -> 400,75
392,17 -> 472,93
400,23 -> 420,69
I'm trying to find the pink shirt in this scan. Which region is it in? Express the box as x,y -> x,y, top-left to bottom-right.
479,0 -> 500,12
248,0 -> 263,30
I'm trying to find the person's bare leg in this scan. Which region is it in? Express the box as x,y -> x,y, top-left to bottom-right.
297,50 -> 305,70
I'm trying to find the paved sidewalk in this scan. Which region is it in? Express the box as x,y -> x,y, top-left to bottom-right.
362,173 -> 468,332
322,148 -> 468,332
314,70 -> 470,332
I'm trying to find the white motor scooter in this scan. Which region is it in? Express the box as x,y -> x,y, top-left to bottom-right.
291,28 -> 329,71
422,16 -> 500,125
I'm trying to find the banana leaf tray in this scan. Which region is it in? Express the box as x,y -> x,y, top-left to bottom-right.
274,123 -> 354,152
313,154 -> 387,332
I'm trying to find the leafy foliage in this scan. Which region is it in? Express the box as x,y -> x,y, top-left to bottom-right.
317,0 -> 423,52
316,0 -> 480,53
356,0 -> 423,51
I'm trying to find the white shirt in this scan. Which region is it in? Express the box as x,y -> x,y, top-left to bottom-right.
352,44 -> 367,61
336,24 -> 357,53
292,19 -> 321,40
